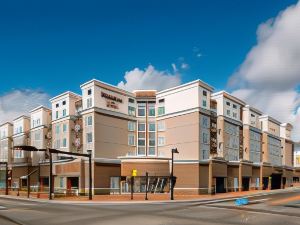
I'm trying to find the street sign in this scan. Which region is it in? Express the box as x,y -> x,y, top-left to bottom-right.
132,169 -> 137,177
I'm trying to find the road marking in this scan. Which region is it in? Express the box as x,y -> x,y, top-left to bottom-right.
270,195 -> 300,205
249,198 -> 270,203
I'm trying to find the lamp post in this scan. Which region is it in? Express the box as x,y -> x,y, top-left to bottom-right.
170,148 -> 179,200
87,150 -> 92,200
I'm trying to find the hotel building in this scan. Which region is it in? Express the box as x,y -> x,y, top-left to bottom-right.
0,78 -> 299,196
11,115 -> 31,188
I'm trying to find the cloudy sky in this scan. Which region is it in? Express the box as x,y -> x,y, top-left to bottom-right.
0,0 -> 299,140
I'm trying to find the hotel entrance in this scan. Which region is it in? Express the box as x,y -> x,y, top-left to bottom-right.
121,176 -> 170,194
271,173 -> 282,190
215,177 -> 226,193
242,177 -> 250,191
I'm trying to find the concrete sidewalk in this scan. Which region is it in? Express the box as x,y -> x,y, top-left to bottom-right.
0,187 -> 299,205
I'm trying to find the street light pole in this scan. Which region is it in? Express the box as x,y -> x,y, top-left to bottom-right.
170,148 -> 179,200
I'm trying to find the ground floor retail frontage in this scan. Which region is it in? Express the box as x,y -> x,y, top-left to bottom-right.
1,159 -> 299,196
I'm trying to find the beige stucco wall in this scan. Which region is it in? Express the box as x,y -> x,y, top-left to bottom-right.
94,113 -> 135,159
158,112 -> 200,160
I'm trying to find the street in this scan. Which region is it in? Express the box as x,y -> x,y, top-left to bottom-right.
0,189 -> 300,225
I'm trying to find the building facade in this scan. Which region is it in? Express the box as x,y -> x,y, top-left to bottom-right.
0,78 -> 299,196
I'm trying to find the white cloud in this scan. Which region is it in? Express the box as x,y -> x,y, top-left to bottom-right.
181,63 -> 189,70
117,65 -> 181,92
0,89 -> 50,124
229,1 -> 300,141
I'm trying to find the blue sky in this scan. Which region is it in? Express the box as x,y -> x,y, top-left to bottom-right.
0,0 -> 297,96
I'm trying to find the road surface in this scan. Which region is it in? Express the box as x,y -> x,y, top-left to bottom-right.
0,189 -> 300,225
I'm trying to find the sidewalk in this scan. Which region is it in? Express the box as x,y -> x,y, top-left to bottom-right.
1,187 -> 299,204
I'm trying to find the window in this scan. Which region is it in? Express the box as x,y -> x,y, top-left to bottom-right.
148,147 -> 155,156
148,105 -> 155,117
158,99 -> 165,103
202,100 -> 207,107
157,121 -> 165,131
128,106 -> 136,116
55,111 -> 59,119
233,112 -> 237,118
138,104 -> 146,117
233,104 -> 237,109
128,134 -> 135,146
158,106 -> 165,116
62,100 -> 66,105
226,110 -> 231,116
63,124 -> 67,132
86,116 -> 92,126
158,137 -> 165,146
148,123 -> 156,132
62,109 -> 66,117
87,132 -> 93,143
226,101 -> 230,106
87,89 -> 92,95
201,116 -> 209,128
128,121 -> 136,131
251,114 -> 255,117
202,132 -> 209,144
128,98 -> 135,103
203,90 -> 207,96
138,122 -> 146,155
55,125 -> 60,134
60,177 -> 64,188
87,98 -> 92,108
138,123 -> 146,131
148,122 -> 156,155
56,103 -> 59,108
62,138 -> 67,147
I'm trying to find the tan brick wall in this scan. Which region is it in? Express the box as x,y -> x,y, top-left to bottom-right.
121,161 -> 169,177
174,163 -> 199,195
212,161 -> 227,177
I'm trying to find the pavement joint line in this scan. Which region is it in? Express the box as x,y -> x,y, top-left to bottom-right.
204,204 -> 300,218
0,187 -> 299,206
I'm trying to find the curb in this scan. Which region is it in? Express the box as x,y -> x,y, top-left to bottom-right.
0,187 -> 299,205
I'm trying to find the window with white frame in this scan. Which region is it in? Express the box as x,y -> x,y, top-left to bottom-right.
87,98 -> 93,108
128,121 -> 136,131
128,106 -> 136,116
128,133 -> 135,146
158,136 -> 165,146
158,106 -> 165,116
55,111 -> 59,119
63,124 -> 67,133
86,116 -> 92,126
55,124 -> 60,134
148,104 -> 155,117
157,121 -> 165,131
62,138 -> 67,148
62,109 -> 67,117
137,123 -> 146,155
87,132 -> 93,143
137,104 -> 146,117
148,122 -> 156,155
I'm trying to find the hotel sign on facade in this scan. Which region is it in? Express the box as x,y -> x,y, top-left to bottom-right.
101,92 -> 123,109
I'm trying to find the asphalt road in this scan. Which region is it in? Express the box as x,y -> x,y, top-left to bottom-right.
0,189 -> 300,225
